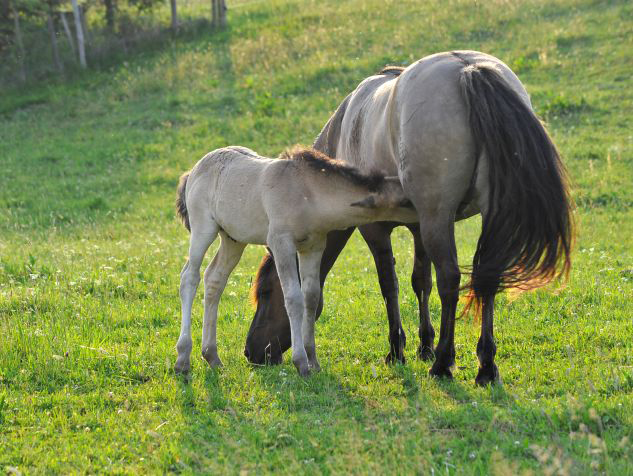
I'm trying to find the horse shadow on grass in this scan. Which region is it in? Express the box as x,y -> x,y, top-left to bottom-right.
172,358 -> 614,473
173,362 -> 395,472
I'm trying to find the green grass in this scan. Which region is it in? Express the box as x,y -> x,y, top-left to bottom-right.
1,0 -> 632,473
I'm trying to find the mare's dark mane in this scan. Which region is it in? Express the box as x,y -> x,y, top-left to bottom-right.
279,147 -> 385,192
250,251 -> 276,306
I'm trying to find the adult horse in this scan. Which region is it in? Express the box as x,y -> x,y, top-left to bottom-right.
244,51 -> 573,385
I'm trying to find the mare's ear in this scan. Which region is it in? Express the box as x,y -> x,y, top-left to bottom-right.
351,195 -> 377,208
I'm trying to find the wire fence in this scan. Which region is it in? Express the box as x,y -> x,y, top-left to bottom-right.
0,0 -> 252,89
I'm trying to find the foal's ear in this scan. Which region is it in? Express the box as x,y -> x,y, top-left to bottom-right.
350,195 -> 377,208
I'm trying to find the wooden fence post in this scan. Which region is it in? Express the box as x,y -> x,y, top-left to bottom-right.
10,0 -> 26,82
47,9 -> 63,73
212,0 -> 226,29
70,0 -> 86,68
60,12 -> 77,60
170,0 -> 178,31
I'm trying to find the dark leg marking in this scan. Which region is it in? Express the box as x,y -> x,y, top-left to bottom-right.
407,224 -> 435,361
475,294 -> 500,386
359,222 -> 406,365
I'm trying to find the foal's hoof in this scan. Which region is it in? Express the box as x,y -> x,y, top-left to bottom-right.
205,357 -> 223,369
475,363 -> 500,386
174,359 -> 190,375
202,347 -> 223,369
202,354 -> 223,369
309,359 -> 322,373
296,365 -> 311,378
293,359 -> 311,377
417,345 -> 435,362
385,351 -> 406,365
429,363 -> 453,380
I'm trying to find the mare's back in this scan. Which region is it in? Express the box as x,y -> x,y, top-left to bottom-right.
336,74 -> 398,173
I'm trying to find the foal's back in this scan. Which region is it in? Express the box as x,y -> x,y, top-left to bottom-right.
186,146 -> 275,244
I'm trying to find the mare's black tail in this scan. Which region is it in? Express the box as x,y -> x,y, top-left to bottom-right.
458,61 -> 573,304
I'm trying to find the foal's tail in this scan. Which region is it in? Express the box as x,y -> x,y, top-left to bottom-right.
458,61 -> 574,305
176,172 -> 191,232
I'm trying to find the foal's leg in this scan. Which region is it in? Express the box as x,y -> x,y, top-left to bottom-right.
200,232 -> 246,368
298,246 -> 325,372
406,224 -> 435,361
358,223 -> 406,364
267,234 -> 309,376
175,222 -> 219,374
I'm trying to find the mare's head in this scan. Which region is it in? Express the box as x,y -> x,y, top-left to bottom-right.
244,252 -> 297,364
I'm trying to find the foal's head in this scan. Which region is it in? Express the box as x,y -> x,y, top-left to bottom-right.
279,147 -> 413,210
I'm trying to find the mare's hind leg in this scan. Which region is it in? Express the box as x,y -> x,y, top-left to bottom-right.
358,223 -> 406,364
416,216 -> 459,379
406,224 -> 435,361
175,222 -> 219,374
474,205 -> 500,385
475,295 -> 499,385
200,232 -> 246,368
267,234 -> 309,377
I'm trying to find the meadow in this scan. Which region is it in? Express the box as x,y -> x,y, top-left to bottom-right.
1,0 -> 632,473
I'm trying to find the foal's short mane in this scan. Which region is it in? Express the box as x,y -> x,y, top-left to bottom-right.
279,147 -> 385,192
378,65 -> 405,76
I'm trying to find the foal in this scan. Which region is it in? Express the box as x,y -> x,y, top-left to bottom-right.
174,146 -> 417,376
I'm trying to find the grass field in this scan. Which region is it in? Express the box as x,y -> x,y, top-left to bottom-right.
1,0 -> 632,473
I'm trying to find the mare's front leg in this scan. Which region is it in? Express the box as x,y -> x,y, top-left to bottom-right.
268,234 -> 310,377
358,223 -> 406,364
200,233 -> 246,368
406,224 -> 435,361
175,224 -> 219,374
298,244 -> 325,372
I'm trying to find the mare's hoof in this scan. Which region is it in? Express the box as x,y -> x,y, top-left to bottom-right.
475,363 -> 500,386
429,363 -> 453,380
266,354 -> 284,366
417,345 -> 435,362
174,359 -> 190,375
385,351 -> 406,365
